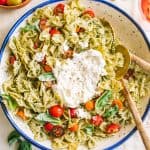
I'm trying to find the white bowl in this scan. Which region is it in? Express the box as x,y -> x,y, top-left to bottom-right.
0,0 -> 150,150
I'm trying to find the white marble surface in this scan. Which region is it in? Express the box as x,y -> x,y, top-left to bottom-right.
0,0 -> 149,150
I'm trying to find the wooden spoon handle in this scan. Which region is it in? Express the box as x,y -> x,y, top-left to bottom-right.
131,54 -> 150,73
121,79 -> 150,150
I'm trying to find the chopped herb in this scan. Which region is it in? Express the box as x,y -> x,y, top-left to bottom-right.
103,106 -> 119,118
21,24 -> 39,32
84,125 -> 94,135
0,94 -> 18,111
38,72 -> 56,82
35,113 -> 62,125
95,90 -> 112,110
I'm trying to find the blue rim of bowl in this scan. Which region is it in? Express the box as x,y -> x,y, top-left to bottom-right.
0,0 -> 150,150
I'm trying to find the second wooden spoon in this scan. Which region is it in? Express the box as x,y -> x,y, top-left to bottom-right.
115,45 -> 150,150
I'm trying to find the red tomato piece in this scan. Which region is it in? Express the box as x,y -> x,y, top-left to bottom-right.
41,56 -> 46,65
124,69 -> 135,80
83,9 -> 95,18
52,126 -> 64,137
141,0 -> 150,21
9,55 -> 16,65
64,50 -> 74,59
112,100 -> 123,110
106,123 -> 120,134
49,28 -> 61,36
0,0 -> 7,5
43,65 -> 52,72
40,18 -> 47,25
91,115 -> 103,126
69,123 -> 78,132
44,122 -> 54,132
39,18 -> 48,31
49,105 -> 64,118
16,108 -> 26,121
34,41 -> 39,49
76,27 -> 85,33
54,3 -> 65,15
69,108 -> 77,118
85,100 -> 95,111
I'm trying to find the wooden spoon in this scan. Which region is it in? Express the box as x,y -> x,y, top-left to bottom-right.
115,45 -> 150,150
115,45 -> 150,80
121,79 -> 150,150
131,53 -> 150,73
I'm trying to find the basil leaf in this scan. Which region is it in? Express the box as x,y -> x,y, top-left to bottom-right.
21,24 -> 38,32
33,20 -> 40,32
8,130 -> 32,150
8,138 -> 19,146
0,94 -> 18,111
38,73 -> 56,82
35,113 -> 62,125
84,125 -> 94,135
95,90 -> 112,110
18,141 -> 32,150
103,106 -> 119,118
8,130 -> 20,145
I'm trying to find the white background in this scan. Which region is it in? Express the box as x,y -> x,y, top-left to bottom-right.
0,0 -> 150,150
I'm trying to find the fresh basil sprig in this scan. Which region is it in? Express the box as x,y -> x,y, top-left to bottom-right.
21,24 -> 38,32
84,125 -> 94,135
103,106 -> 119,118
35,113 -> 62,125
0,94 -> 18,111
18,141 -> 32,150
8,130 -> 32,150
95,90 -> 112,110
38,73 -> 56,82
8,130 -> 21,145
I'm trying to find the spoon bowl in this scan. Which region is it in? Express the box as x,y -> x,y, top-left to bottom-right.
115,45 -> 131,79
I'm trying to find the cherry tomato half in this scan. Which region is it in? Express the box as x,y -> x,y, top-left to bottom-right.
34,42 -> 39,49
34,40 -> 41,49
112,99 -> 123,110
106,123 -> 120,134
9,55 -> 16,65
83,9 -> 95,18
124,69 -> 135,80
69,123 -> 78,132
43,65 -> 52,72
85,100 -> 95,111
91,115 -> 103,126
39,18 -> 48,31
44,122 -> 54,132
49,28 -> 61,36
54,3 -> 65,15
64,50 -> 74,59
76,27 -> 85,33
52,126 -> 64,137
41,56 -> 46,65
49,105 -> 64,118
69,108 -> 77,118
